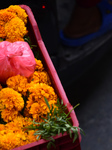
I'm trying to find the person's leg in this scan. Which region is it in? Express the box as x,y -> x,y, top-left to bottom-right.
63,0 -> 102,38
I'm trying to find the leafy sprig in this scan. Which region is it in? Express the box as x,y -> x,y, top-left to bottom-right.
24,36 -> 37,50
24,36 -> 41,60
24,98 -> 84,150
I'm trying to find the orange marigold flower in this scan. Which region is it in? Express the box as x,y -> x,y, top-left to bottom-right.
5,17 -> 28,42
6,116 -> 32,130
6,36 -> 24,42
24,98 -> 34,115
0,9 -> 16,22
30,71 -> 51,85
0,116 -> 36,149
28,83 -> 57,103
0,87 -> 24,111
35,58 -> 44,71
27,130 -> 38,143
0,103 -> 4,112
0,21 -> 6,38
6,5 -> 28,24
29,102 -> 42,120
6,75 -> 28,96
0,124 -> 5,131
1,108 -> 19,122
26,83 -> 57,120
0,130 -> 27,150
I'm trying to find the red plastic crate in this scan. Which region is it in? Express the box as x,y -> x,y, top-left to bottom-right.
12,5 -> 81,150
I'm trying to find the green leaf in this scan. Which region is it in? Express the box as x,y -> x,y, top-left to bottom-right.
79,127 -> 85,136
61,100 -> 63,105
66,103 -> 80,118
69,129 -> 72,138
50,133 -> 57,136
47,141 -> 56,150
36,135 -> 40,140
50,104 -> 54,114
53,108 -> 57,116
0,38 -> 4,41
73,133 -> 78,143
44,97 -> 50,111
65,124 -> 70,128
25,98 -> 83,150
58,128 -> 60,135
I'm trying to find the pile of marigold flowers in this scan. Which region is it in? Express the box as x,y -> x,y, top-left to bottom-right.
0,58 -> 58,150
0,5 -> 28,42
0,5 -> 59,150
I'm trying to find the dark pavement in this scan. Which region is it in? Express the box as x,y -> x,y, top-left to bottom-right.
56,0 -> 112,150
64,48 -> 112,150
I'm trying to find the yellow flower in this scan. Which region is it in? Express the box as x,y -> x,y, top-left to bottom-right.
27,130 -> 38,143
26,83 -> 57,120
0,103 -> 4,112
6,75 -> 28,96
30,71 -> 51,85
29,103 -> 42,120
5,17 -> 28,42
0,124 -> 5,131
0,132 -> 20,150
0,117 -> 36,150
0,21 -> 6,38
0,5 -> 28,41
0,128 -> 29,150
32,83 -> 56,100
6,36 -> 24,42
0,9 -> 16,22
6,5 -> 28,24
0,9 -> 17,39
35,58 -> 44,71
28,83 -> 57,103
1,109 -> 19,122
0,87 -> 24,111
6,116 -> 32,131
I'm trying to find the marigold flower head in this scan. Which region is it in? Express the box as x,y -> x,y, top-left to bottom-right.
0,124 -> 5,131
0,21 -> 6,38
35,58 -> 44,71
0,9 -> 17,22
5,17 -> 28,42
7,5 -> 28,24
26,83 -> 57,120
6,116 -> 32,131
28,83 -> 57,102
29,103 -> 42,119
0,9 -> 17,39
0,131 -> 20,150
0,87 -> 24,112
6,75 -> 28,96
1,108 -> 19,122
0,103 -> 4,111
27,130 -> 38,143
6,36 -> 24,42
29,71 -> 51,85
0,129 -> 30,150
0,117 -> 36,149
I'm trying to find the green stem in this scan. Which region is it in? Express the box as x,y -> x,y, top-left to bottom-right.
66,103 -> 80,118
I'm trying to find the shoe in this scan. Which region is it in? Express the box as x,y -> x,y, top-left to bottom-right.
60,0 -> 112,47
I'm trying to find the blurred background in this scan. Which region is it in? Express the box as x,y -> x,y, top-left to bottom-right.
1,0 -> 112,149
